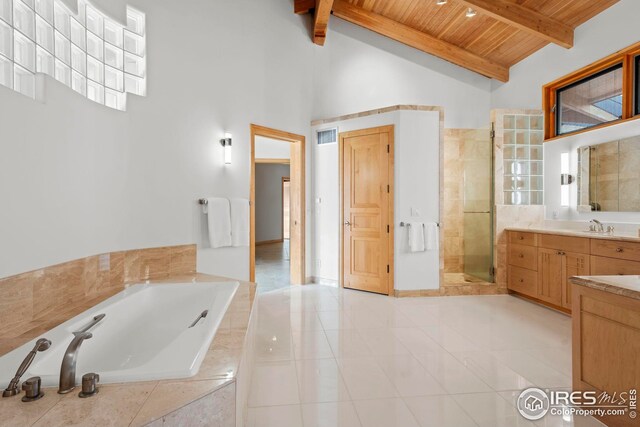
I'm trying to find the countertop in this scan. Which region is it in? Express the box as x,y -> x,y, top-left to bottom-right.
0,273 -> 256,427
570,275 -> 640,301
505,226 -> 640,243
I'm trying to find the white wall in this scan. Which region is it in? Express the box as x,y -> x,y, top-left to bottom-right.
0,0 -> 507,281
313,18 -> 492,129
255,136 -> 291,160
255,164 -> 290,243
311,110 -> 441,290
0,0 -> 314,280
491,0 -> 640,110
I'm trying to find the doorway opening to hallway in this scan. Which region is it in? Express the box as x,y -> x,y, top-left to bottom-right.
250,125 -> 306,292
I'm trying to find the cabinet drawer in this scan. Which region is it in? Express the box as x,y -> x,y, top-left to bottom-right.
539,234 -> 589,254
591,239 -> 640,263
508,244 -> 538,270
590,256 -> 640,275
581,295 -> 640,330
509,231 -> 537,246
508,266 -> 537,297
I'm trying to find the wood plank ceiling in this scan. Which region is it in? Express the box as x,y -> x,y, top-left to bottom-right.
294,0 -> 619,82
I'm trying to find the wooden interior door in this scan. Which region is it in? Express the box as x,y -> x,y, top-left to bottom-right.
340,126 -> 394,295
538,248 -> 563,305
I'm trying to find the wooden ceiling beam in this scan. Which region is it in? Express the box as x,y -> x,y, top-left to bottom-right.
294,0 -> 315,15
331,0 -> 509,82
458,0 -> 574,48
313,0 -> 334,46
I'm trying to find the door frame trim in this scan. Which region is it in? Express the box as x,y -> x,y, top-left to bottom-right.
250,124 -> 305,284
338,125 -> 395,296
282,176 -> 290,241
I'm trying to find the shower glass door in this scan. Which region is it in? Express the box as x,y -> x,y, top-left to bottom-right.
463,133 -> 494,282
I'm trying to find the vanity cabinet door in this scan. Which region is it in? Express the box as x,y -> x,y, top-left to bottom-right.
562,252 -> 590,310
538,248 -> 563,306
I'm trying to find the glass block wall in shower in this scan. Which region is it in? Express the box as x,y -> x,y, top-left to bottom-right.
0,0 -> 146,110
502,114 -> 544,205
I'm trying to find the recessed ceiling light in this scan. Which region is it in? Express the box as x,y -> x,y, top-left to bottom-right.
466,7 -> 477,17
436,0 -> 447,5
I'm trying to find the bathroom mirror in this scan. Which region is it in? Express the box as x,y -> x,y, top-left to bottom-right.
577,135 -> 640,212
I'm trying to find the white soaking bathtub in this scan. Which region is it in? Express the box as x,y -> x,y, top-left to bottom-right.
0,281 -> 239,388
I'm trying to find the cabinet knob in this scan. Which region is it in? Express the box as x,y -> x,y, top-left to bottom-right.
519,279 -> 524,283
519,236 -> 524,240
616,247 -> 623,253
519,254 -> 524,258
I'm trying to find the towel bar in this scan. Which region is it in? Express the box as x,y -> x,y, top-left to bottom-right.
198,198 -> 251,206
400,222 -> 440,227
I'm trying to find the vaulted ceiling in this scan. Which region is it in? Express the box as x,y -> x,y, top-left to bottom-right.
294,0 -> 619,82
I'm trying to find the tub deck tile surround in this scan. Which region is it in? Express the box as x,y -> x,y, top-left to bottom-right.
0,244 -> 198,351
0,273 -> 255,427
0,245 -> 255,427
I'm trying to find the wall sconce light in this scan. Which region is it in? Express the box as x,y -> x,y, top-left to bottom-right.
220,132 -> 232,165
560,152 -> 572,207
560,174 -> 574,185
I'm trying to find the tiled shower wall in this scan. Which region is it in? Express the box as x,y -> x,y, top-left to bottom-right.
444,129 -> 465,273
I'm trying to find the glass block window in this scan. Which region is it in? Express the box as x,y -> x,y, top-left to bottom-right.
0,0 -> 146,110
503,114 -> 544,205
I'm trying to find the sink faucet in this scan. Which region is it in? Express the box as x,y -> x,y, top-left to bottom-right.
58,332 -> 93,394
590,219 -> 605,233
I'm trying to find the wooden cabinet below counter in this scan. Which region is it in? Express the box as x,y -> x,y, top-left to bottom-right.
572,283 -> 640,427
506,231 -> 640,314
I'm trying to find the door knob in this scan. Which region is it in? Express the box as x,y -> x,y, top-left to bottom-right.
344,221 -> 351,226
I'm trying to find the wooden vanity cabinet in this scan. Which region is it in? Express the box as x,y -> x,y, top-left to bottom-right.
536,237 -> 590,311
562,252 -> 589,309
537,248 -> 563,306
507,231 -> 590,313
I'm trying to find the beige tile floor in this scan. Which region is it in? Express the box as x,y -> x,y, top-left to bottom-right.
255,241 -> 292,293
246,282 -> 605,427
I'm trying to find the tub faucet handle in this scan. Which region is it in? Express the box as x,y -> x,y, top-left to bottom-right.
21,377 -> 44,402
79,373 -> 100,398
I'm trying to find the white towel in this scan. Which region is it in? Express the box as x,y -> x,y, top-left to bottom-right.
207,198 -> 232,248
425,222 -> 438,251
408,222 -> 426,252
230,198 -> 250,247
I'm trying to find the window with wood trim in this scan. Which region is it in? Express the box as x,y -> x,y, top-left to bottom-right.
543,42 -> 640,140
